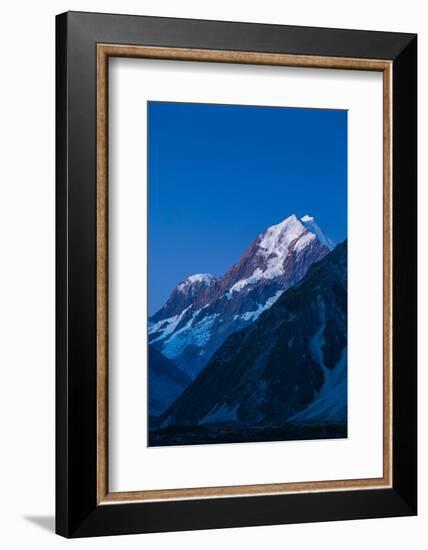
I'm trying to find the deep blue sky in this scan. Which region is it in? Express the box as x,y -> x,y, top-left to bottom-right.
148,101 -> 347,314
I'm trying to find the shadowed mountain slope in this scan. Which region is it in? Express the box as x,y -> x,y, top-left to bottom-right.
148,347 -> 191,417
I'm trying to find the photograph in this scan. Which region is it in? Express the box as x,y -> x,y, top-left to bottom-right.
147,101 -> 348,446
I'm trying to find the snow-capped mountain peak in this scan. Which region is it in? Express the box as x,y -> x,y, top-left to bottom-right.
263,213 -> 302,234
258,214 -> 306,257
177,273 -> 216,292
300,215 -> 335,251
149,214 -> 333,378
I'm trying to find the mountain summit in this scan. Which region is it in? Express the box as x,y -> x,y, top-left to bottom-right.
149,214 -> 334,379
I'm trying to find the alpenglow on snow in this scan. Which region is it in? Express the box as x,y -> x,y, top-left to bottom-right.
149,214 -> 335,379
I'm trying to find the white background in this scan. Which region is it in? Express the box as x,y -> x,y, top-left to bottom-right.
110,59 -> 383,492
0,1 -> 425,548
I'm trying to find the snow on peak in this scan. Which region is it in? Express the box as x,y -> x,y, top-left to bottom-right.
300,215 -> 335,250
177,273 -> 216,292
187,273 -> 216,284
263,214 -> 304,238
226,214 -> 332,297
226,215 -> 307,297
257,213 -> 306,263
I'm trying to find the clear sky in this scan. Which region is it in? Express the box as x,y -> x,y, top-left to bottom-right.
148,101 -> 347,314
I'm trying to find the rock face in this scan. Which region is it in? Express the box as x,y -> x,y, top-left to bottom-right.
149,214 -> 333,379
148,347 -> 191,417
159,241 -> 347,428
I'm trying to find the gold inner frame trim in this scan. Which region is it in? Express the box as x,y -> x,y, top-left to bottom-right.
96,44 -> 393,505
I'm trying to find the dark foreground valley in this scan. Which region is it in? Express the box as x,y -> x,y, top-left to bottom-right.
149,420 -> 347,447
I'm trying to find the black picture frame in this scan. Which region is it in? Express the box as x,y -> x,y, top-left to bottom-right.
56,11 -> 417,538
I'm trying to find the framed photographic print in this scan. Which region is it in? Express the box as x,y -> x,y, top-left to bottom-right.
56,11 -> 417,537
